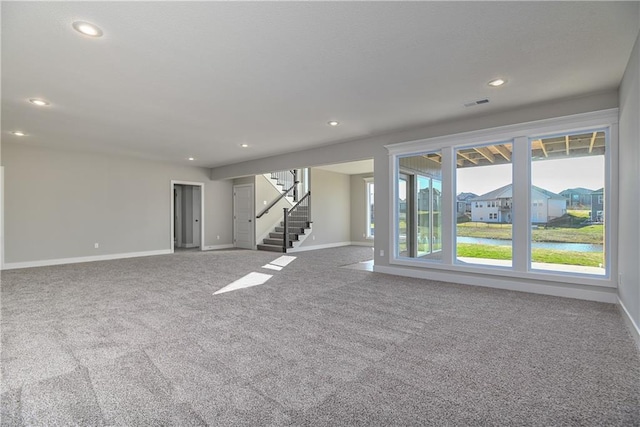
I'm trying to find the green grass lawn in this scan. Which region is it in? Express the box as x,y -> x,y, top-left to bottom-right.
567,209 -> 591,219
456,217 -> 603,244
456,243 -> 604,267
399,210 -> 603,266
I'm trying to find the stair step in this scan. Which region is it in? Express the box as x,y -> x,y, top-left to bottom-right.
280,221 -> 310,228
269,232 -> 299,240
263,238 -> 295,246
275,226 -> 306,234
286,219 -> 308,224
257,244 -> 286,253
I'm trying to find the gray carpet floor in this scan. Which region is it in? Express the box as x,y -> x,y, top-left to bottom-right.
1,246 -> 639,426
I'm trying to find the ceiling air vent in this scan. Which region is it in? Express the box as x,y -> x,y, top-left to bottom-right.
464,98 -> 490,107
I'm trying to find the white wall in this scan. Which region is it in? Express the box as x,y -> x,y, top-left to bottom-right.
618,31 -> 640,337
1,143 -> 233,266
299,168 -> 351,247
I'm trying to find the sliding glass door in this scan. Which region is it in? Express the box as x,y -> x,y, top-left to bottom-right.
396,152 -> 443,261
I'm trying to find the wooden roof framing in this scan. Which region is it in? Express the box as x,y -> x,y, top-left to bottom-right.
455,131 -> 606,168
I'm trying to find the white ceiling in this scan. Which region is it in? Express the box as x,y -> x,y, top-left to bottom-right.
2,2 -> 638,168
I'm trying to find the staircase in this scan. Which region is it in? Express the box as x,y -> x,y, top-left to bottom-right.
257,206 -> 311,252
257,192 -> 312,253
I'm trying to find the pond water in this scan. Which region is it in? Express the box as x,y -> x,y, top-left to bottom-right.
456,236 -> 603,253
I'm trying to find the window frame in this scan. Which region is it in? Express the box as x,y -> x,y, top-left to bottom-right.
364,178 -> 375,239
386,109 -> 618,288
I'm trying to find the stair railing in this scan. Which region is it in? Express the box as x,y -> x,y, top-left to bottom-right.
256,183 -> 298,219
282,207 -> 288,252
281,191 -> 311,252
270,170 -> 298,200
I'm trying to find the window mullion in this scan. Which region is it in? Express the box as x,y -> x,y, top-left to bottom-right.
512,136 -> 530,272
441,147 -> 454,265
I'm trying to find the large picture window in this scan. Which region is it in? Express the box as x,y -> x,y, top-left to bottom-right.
530,130 -> 607,275
388,110 -> 615,285
456,142 -> 513,267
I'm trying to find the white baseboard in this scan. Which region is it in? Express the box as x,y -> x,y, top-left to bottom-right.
618,298 -> 640,350
373,264 -> 618,304
288,241 -> 353,253
350,241 -> 374,247
202,244 -> 235,251
288,241 -> 374,253
2,249 -> 172,270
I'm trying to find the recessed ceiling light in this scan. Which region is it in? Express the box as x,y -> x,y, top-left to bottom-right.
328,121 -> 340,126
12,131 -> 26,136
188,157 -> 195,161
240,143 -> 249,148
72,21 -> 103,37
488,78 -> 507,87
29,98 -> 50,106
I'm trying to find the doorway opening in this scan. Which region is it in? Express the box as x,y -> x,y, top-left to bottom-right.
171,180 -> 204,253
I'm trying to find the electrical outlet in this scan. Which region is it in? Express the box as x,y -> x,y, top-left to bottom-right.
618,274 -> 623,287
263,200 -> 267,205
380,249 -> 384,257
94,243 -> 99,249
217,235 -> 220,240
312,235 -> 315,240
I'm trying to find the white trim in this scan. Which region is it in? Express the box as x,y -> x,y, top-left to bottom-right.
288,241 -> 353,253
374,264 -> 617,303
606,123 -> 619,285
2,249 -> 172,270
171,180 -> 205,253
618,298 -> 640,350
364,177 -> 375,239
202,244 -> 235,251
350,241 -> 374,247
0,167 -> 4,271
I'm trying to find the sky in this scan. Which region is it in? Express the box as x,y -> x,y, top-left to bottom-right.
457,155 -> 605,196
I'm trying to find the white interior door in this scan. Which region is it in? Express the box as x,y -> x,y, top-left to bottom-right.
234,184 -> 254,249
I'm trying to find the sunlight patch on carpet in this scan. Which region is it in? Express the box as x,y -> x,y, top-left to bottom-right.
270,255 -> 297,267
214,272 -> 273,295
